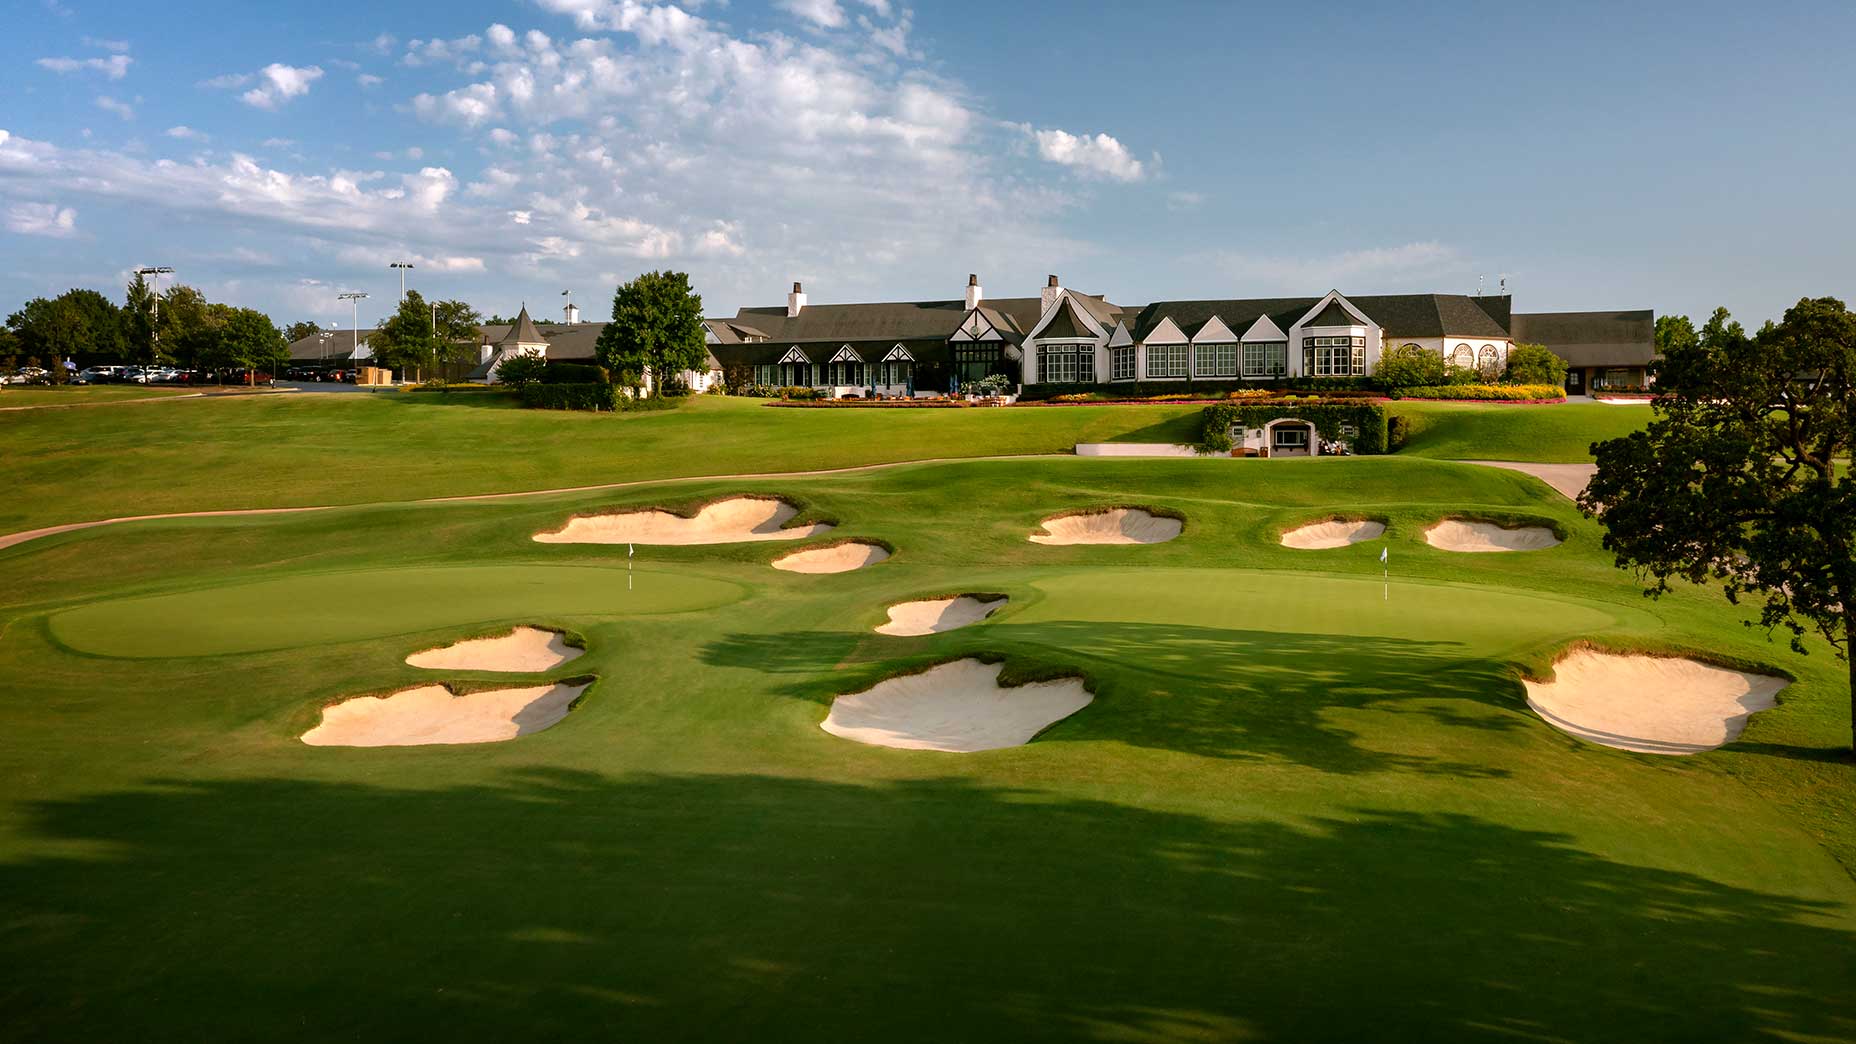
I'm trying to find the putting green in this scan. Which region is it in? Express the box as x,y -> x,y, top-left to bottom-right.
49,564 -> 744,658
1007,569 -> 1631,656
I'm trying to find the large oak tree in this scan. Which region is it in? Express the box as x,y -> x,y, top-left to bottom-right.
595,271 -> 706,396
1582,298 -> 1856,751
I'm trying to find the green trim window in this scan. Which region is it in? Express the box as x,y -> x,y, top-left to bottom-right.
1147,344 -> 1189,378
873,360 -> 911,387
753,364 -> 777,386
1301,336 -> 1366,376
1194,342 -> 1238,378
1110,345 -> 1135,381
1242,341 -> 1287,377
1037,342 -> 1094,384
829,360 -> 865,386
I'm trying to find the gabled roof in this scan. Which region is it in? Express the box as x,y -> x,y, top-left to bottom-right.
1304,301 -> 1360,327
732,297 -> 1046,344
1509,310 -> 1656,367
1130,293 -> 1513,343
498,305 -> 546,347
1036,296 -> 1099,339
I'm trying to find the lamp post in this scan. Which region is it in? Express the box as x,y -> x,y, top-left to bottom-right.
389,261 -> 414,299
135,265 -> 173,361
338,291 -> 369,382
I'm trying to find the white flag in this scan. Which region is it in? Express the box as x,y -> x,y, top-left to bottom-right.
1379,547 -> 1388,564
629,542 -> 635,558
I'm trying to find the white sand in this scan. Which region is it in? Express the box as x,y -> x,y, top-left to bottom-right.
1424,518 -> 1562,552
534,496 -> 831,545
1523,650 -> 1785,754
405,626 -> 582,672
1281,518 -> 1386,550
821,658 -> 1091,753
1464,461 -> 1597,501
772,541 -> 890,574
302,681 -> 588,747
1030,508 -> 1182,545
876,596 -> 1007,636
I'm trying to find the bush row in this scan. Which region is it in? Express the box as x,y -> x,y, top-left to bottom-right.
522,382 -> 618,411
1391,384 -> 1565,402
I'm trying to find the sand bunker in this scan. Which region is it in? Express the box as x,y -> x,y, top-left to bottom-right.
876,596 -> 1007,636
1523,650 -> 1785,754
534,496 -> 830,545
821,658 -> 1090,753
1281,518 -> 1386,549
1424,518 -> 1562,553
405,626 -> 582,673
773,542 -> 890,574
1030,508 -> 1181,545
302,681 -> 589,747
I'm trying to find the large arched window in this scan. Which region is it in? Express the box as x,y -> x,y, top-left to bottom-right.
1478,345 -> 1499,379
1452,343 -> 1474,370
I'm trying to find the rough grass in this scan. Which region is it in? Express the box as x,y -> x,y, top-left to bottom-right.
1392,401 -> 1652,461
1,454 -> 1852,1042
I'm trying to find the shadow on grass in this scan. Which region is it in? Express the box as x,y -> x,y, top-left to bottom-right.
703,622 -> 1530,776
2,769 -> 1851,1043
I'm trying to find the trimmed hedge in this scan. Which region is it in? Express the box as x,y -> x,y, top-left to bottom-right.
541,361 -> 608,384
1197,401 -> 1389,454
522,383 -> 618,411
1394,384 -> 1564,402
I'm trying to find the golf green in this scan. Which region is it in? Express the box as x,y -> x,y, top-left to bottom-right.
48,563 -> 745,658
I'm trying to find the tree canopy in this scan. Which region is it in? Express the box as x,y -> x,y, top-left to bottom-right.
283,320 -> 323,344
1582,298 -> 1856,750
1374,342 -> 1448,389
1503,343 -> 1569,387
594,271 -> 707,395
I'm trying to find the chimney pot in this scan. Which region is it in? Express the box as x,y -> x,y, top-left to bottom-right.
1047,274 -> 1059,287
968,273 -> 978,286
793,281 -> 803,293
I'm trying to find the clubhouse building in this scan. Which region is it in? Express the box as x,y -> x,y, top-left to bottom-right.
286,275 -> 1654,397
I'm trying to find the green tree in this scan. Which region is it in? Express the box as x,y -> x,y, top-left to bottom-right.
158,286 -> 214,368
221,307 -> 287,383
493,353 -> 547,389
431,299 -> 484,380
7,297 -> 85,381
124,274 -> 159,362
1503,343 -> 1569,387
283,320 -> 323,344
1655,313 -> 1698,358
1582,298 -> 1856,751
1373,342 -> 1447,389
594,270 -> 707,396
57,289 -> 127,360
371,290 -> 444,381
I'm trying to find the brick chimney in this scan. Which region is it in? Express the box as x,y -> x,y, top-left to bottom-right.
965,273 -> 983,311
1040,274 -> 1063,312
787,281 -> 806,318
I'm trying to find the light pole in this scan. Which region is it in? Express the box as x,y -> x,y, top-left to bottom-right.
135,265 -> 173,360
389,261 -> 414,299
338,291 -> 369,381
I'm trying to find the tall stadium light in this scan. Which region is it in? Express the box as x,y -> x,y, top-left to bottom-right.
135,266 -> 174,357
389,261 -> 414,299
338,291 -> 369,367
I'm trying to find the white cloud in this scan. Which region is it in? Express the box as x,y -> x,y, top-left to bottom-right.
37,54 -> 132,79
236,64 -> 325,109
778,0 -> 845,28
199,72 -> 253,89
1030,128 -> 1147,182
95,95 -> 135,120
1167,190 -> 1204,211
357,73 -> 384,88
165,125 -> 208,141
6,201 -> 78,238
83,36 -> 131,53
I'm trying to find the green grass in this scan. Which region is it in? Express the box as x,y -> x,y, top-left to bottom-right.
1,453 -> 1852,1042
0,385 -> 202,406
1392,401 -> 1652,461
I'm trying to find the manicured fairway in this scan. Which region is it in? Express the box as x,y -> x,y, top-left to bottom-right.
1,453 -> 1851,1043
49,564 -> 744,657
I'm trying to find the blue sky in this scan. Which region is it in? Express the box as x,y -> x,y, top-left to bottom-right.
1,0 -> 1850,329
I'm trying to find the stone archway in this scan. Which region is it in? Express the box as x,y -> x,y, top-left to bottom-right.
1265,418 -> 1318,458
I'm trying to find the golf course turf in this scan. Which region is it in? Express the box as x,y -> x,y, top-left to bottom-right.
1,400 -> 1853,1042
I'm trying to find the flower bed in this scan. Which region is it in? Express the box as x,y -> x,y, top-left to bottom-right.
1392,384 -> 1565,403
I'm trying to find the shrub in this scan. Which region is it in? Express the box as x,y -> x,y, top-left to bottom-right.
1504,343 -> 1570,387
542,361 -> 608,384
969,373 -> 1012,396
1374,343 -> 1447,390
522,382 -> 618,411
494,354 -> 547,388
1197,401 -> 1389,454
1396,384 -> 1564,401
1387,414 -> 1412,451
775,385 -> 822,400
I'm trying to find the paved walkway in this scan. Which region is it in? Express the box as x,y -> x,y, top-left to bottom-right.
1463,460 -> 1597,501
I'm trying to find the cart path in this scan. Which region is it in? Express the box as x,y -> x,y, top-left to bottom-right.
0,454 -> 1602,553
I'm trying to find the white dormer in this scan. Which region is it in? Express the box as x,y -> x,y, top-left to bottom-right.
1141,316 -> 1189,344
1240,314 -> 1288,342
1192,316 -> 1237,343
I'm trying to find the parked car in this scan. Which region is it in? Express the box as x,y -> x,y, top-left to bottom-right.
2,366 -> 51,386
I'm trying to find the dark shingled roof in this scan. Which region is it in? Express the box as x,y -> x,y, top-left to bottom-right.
720,337 -> 953,367
498,305 -> 546,347
1128,294 -> 1512,343
1036,296 -> 1097,339
729,294 -> 1083,345
1509,310 -> 1656,367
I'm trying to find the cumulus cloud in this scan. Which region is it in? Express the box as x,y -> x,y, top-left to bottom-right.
37,54 -> 132,79
1030,128 -> 1147,182
778,0 -> 845,28
95,95 -> 135,120
236,64 -> 325,109
357,73 -> 384,88
165,125 -> 208,141
6,201 -> 78,238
